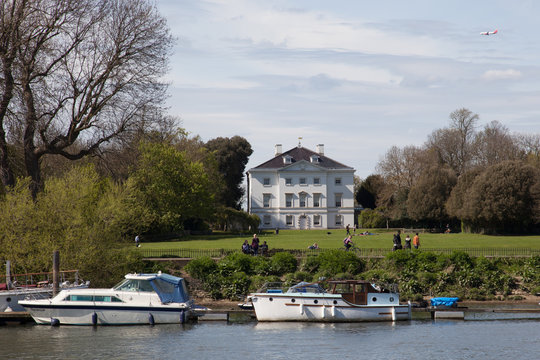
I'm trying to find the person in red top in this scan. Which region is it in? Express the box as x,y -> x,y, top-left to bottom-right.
413,233 -> 420,249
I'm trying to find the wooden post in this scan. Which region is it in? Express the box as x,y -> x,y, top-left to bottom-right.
53,250 -> 60,296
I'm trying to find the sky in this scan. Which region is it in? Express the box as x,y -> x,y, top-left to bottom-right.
156,0 -> 540,179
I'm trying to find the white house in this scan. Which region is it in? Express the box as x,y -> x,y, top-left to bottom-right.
246,144 -> 355,230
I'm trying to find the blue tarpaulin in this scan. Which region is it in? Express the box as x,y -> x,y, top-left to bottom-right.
430,297 -> 459,307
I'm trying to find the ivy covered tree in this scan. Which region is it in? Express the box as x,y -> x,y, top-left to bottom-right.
205,136 -> 252,209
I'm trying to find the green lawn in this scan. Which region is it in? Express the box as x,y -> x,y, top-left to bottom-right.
138,229 -> 540,251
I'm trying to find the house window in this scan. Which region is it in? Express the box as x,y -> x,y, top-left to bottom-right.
263,215 -> 271,225
335,193 -> 342,207
335,178 -> 342,185
299,193 -> 306,207
310,155 -> 320,163
286,193 -> 293,208
286,215 -> 293,226
263,194 -> 271,208
299,177 -> 306,185
313,177 -> 320,185
263,178 -> 270,186
283,156 -> 293,164
313,193 -> 321,208
313,215 -> 321,226
335,215 -> 342,226
285,178 -> 292,185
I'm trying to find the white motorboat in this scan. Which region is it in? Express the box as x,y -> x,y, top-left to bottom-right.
20,272 -> 193,325
1,269 -> 88,312
249,280 -> 411,322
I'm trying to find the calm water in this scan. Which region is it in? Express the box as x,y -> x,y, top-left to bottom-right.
2,318 -> 540,359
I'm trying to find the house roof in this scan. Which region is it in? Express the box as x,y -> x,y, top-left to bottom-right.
251,146 -> 353,170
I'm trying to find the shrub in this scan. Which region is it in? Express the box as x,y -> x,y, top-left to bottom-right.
358,209 -> 386,228
317,250 -> 365,275
221,272 -> 251,300
218,253 -> 255,276
270,252 -> 298,275
252,256 -> 272,276
184,256 -> 217,281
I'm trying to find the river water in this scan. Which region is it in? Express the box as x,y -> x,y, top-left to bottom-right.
2,317 -> 539,359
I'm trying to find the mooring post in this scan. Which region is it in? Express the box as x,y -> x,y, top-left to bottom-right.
5,260 -> 11,290
53,250 -> 60,296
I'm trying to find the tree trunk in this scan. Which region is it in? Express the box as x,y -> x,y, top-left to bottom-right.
22,79 -> 42,198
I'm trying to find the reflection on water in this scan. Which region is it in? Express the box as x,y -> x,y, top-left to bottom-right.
1,317 -> 539,360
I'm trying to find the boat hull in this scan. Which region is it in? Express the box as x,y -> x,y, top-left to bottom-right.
21,303 -> 191,325
251,293 -> 411,322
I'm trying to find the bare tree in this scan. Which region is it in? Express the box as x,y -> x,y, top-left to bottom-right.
426,108 -> 479,175
517,133 -> 540,167
473,121 -> 523,167
0,0 -> 172,196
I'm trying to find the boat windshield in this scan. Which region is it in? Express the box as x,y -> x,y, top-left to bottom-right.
286,282 -> 325,294
113,279 -> 155,292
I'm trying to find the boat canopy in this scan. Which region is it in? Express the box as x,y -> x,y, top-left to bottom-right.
144,273 -> 190,304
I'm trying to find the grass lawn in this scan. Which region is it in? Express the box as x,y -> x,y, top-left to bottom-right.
138,229 -> 540,251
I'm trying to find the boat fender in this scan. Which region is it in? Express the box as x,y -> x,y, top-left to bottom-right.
180,310 -> 185,324
149,313 -> 155,326
50,318 -> 60,327
300,303 -> 304,315
331,305 -> 336,317
92,312 -> 98,326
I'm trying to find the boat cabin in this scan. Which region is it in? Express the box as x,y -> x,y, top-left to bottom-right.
328,280 -> 385,305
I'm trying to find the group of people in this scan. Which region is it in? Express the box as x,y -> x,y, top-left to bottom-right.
242,234 -> 268,255
392,230 -> 420,250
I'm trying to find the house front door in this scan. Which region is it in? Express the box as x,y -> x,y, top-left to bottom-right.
298,215 -> 307,230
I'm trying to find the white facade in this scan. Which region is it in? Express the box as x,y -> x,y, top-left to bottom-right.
247,145 -> 355,230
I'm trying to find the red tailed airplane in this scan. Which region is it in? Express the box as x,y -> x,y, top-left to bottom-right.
480,29 -> 498,35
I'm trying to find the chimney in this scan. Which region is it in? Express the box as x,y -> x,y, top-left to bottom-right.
275,144 -> 282,156
316,144 -> 324,155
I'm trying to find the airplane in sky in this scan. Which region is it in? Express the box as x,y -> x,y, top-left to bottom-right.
480,29 -> 498,35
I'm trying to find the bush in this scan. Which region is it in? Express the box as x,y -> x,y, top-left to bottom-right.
317,250 -> 365,275
218,253 -> 255,275
184,256 -> 218,281
358,209 -> 386,228
221,272 -> 251,300
270,252 -> 298,275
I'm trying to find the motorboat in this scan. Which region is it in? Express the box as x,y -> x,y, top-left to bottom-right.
249,280 -> 411,322
1,268 -> 88,312
19,272 -> 193,325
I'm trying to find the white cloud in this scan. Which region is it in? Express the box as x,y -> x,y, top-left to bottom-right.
482,69 -> 522,81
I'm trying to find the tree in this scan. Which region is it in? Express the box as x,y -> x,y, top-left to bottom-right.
426,108 -> 479,175
473,121 -> 523,167
446,168 -> 483,227
407,167 -> 457,225
0,0 -> 173,196
0,166 -> 143,286
125,142 -> 217,233
205,136 -> 253,209
453,161 -> 540,233
517,133 -> 540,168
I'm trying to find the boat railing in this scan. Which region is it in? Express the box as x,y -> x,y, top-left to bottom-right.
0,270 -> 83,290
256,282 -> 286,294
